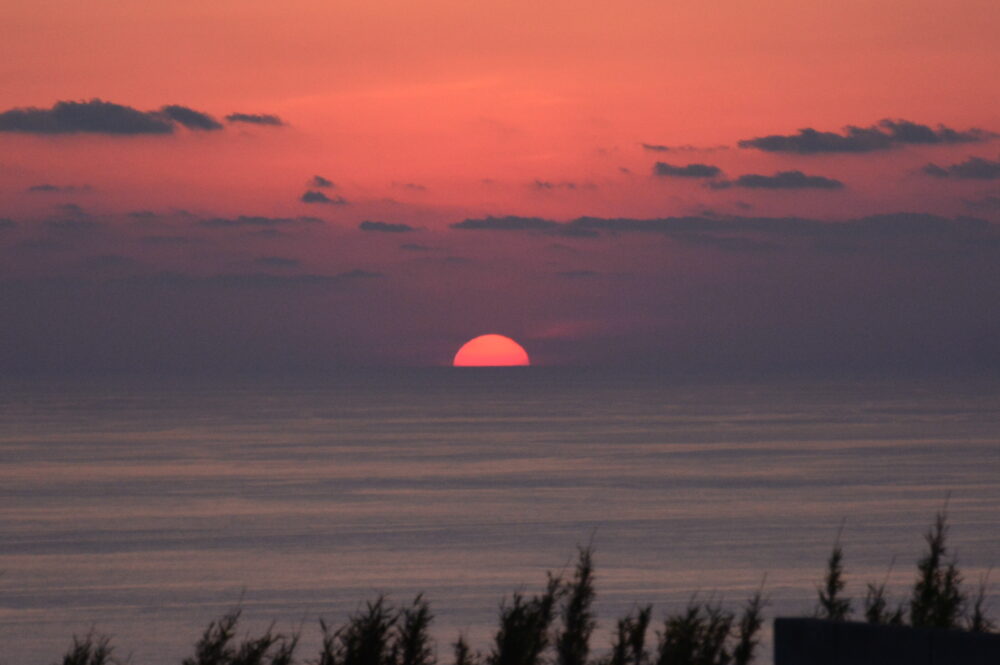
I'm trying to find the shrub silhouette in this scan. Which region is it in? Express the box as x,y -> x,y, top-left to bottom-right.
816,540 -> 851,621
395,595 -> 435,665
182,609 -> 298,665
489,573 -> 562,665
58,630 -> 117,665
452,636 -> 478,665
657,602 -> 722,665
910,511 -> 964,629
557,547 -> 597,665
732,591 -> 765,665
605,605 -> 651,665
813,510 -> 994,632
318,596 -> 398,665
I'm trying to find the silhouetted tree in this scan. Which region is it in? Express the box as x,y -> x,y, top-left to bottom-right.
340,597 -> 398,665
183,609 -> 296,665
557,547 -> 596,665
655,601 -> 733,665
816,539 -> 851,621
607,605 -> 652,665
490,574 -> 562,665
395,595 -> 435,665
910,512 -> 964,629
59,631 -> 116,665
732,591 -> 765,665
452,636 -> 478,665
968,574 -> 995,633
185,610 -> 241,665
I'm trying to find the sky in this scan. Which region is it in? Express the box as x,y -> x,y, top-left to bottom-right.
2,0 -> 1000,373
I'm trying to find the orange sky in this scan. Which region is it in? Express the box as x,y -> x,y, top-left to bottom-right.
2,0 -> 1000,370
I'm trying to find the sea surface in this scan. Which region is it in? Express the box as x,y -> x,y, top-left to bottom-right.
1,370 -> 998,665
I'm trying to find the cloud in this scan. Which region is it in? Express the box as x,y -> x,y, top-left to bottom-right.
653,162 -> 722,178
738,119 -> 994,154
0,99 -> 233,135
964,195 -> 1000,211
359,220 -> 417,233
54,202 -> 88,216
301,190 -> 348,204
448,212 -> 997,255
46,218 -> 101,234
532,180 -> 595,191
139,235 -> 198,246
0,99 -> 174,134
80,254 -> 139,270
225,112 -> 285,126
642,143 -> 728,152
254,256 -> 302,268
556,270 -> 600,278
400,243 -> 432,251
198,215 -> 324,228
451,215 -> 561,231
159,105 -> 223,131
115,269 -> 380,290
923,156 -> 1000,180
26,183 -> 91,193
711,170 -> 845,189
0,218 -> 17,230
671,233 -> 781,252
309,175 -> 334,188
392,181 -> 428,192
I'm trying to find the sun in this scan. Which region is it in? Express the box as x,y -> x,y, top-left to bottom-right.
453,334 -> 531,367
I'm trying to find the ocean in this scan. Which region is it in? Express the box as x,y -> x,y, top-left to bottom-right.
1,370 -> 998,664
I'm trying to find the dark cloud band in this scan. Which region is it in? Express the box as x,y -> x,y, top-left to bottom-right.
923,156 -> 1000,180
0,99 -> 281,135
711,170 -> 845,190
225,113 -> 285,126
653,162 -> 722,178
359,221 -> 417,233
739,119 -> 994,154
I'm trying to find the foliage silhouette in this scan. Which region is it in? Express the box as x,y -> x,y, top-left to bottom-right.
58,630 -> 117,665
732,591 -> 765,665
606,605 -> 651,665
557,547 -> 597,665
816,539 -> 851,621
182,609 -> 297,665
489,573 -> 562,665
395,595 -> 435,665
452,636 -> 478,665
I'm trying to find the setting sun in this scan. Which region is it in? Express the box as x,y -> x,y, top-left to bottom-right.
453,334 -> 530,367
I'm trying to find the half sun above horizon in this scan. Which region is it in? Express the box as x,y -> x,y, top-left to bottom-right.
453,334 -> 531,367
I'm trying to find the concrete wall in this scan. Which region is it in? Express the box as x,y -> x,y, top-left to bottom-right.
773,618 -> 1000,665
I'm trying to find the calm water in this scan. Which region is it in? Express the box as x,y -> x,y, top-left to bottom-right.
1,370 -> 998,664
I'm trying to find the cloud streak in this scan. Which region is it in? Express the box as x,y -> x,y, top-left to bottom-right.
711,170 -> 845,190
653,162 -> 722,178
450,212 -> 996,254
197,215 -> 324,228
301,190 -> 348,204
359,221 -> 417,233
923,156 -> 1000,180
739,119 -> 994,154
0,99 -> 231,135
225,112 -> 285,126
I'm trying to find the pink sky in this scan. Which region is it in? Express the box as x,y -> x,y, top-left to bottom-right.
2,0 -> 999,371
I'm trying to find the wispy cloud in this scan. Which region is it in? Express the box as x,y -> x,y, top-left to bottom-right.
739,119 -> 994,154
653,162 -> 722,178
710,170 -> 844,190
0,99 -> 229,135
923,156 -> 1000,180
225,112 -> 285,126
